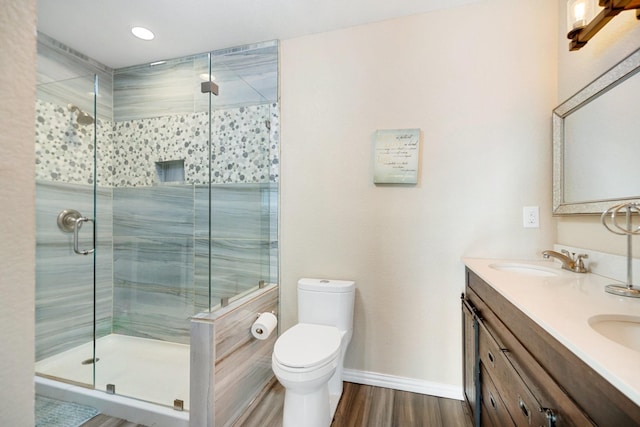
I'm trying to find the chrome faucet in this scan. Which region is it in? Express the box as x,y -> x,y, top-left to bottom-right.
542,249 -> 588,273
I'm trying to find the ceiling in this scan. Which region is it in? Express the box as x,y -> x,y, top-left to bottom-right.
37,0 -> 481,69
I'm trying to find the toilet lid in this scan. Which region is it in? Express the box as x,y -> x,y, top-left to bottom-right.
274,324 -> 341,368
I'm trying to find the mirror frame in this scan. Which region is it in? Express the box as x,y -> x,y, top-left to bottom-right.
553,47 -> 640,215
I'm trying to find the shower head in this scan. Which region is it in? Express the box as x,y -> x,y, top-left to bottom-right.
67,104 -> 94,126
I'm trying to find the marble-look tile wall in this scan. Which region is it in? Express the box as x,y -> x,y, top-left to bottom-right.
194,184 -> 278,311
35,33 -> 116,362
35,181 -> 113,361
37,32 -> 113,123
111,183 -> 277,344
112,185 -> 195,343
35,180 -> 276,351
113,40 -> 278,121
190,284 -> 278,427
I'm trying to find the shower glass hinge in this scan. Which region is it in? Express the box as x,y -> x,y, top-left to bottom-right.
81,357 -> 99,365
221,297 -> 229,307
106,384 -> 116,394
259,280 -> 265,289
173,399 -> 184,411
200,81 -> 219,96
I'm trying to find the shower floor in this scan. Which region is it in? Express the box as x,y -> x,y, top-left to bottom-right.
35,334 -> 190,410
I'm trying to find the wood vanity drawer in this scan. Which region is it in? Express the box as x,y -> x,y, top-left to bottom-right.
480,365 -> 515,427
478,321 -> 548,426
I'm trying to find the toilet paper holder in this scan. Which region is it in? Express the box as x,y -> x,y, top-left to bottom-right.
255,311 -> 277,319
252,311 -> 278,338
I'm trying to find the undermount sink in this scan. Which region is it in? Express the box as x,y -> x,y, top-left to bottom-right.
589,315 -> 640,353
489,262 -> 559,277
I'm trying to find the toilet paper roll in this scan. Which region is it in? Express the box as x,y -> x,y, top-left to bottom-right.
251,312 -> 277,340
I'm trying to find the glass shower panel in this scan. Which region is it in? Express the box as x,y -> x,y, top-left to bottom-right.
206,42 -> 279,307
34,74 -> 99,387
97,54 -> 212,408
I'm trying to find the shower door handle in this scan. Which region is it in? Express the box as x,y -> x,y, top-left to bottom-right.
57,209 -> 95,256
73,216 -> 95,255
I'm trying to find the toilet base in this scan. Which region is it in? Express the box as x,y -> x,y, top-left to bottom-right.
329,392 -> 340,419
282,385 -> 331,427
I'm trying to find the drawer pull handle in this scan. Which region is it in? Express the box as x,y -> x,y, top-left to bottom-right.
489,393 -> 497,409
542,408 -> 557,427
487,350 -> 495,364
518,396 -> 531,423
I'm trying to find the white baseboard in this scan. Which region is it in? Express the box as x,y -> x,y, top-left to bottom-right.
342,369 -> 464,401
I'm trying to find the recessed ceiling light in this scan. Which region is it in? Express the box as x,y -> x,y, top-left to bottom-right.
131,26 -> 155,41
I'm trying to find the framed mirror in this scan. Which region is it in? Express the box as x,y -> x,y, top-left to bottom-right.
552,47 -> 640,215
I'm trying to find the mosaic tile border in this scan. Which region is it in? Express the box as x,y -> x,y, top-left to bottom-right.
35,100 -> 279,186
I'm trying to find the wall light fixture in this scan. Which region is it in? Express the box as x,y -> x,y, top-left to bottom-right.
567,0 -> 596,35
568,0 -> 640,51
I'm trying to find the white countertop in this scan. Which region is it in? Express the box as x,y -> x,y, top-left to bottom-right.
464,257 -> 640,407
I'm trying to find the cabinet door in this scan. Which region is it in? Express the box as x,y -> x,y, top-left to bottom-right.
462,298 -> 479,426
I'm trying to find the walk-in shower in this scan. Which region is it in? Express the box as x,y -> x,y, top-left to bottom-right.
34,33 -> 278,424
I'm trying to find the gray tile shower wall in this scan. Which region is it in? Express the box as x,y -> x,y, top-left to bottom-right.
112,183 -> 275,343
194,184 -> 278,309
112,40 -> 278,122
35,34 -> 116,359
37,32 -> 114,123
113,186 -> 195,237
113,55 -> 208,121
35,181 -> 113,361
35,180 -> 275,351
112,185 -> 196,343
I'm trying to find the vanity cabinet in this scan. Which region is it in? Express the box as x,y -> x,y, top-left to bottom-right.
462,268 -> 640,426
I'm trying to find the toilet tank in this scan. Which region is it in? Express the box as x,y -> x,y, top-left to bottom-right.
297,278 -> 355,333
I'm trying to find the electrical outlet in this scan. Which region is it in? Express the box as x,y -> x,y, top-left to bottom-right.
523,206 -> 539,228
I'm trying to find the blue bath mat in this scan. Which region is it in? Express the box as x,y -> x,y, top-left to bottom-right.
35,395 -> 100,427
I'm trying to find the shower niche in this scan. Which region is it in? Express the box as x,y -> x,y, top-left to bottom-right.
34,33 -> 279,418
156,159 -> 186,184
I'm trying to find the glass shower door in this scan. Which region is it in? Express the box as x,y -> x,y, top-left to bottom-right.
34,74 -> 100,388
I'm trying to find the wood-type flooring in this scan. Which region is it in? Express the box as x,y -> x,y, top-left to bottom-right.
81,381 -> 473,427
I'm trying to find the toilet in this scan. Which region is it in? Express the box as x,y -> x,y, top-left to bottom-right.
272,278 -> 356,427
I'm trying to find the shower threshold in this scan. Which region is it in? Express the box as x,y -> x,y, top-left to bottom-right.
36,334 -> 190,414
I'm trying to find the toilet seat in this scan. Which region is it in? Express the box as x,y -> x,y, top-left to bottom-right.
273,323 -> 341,370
